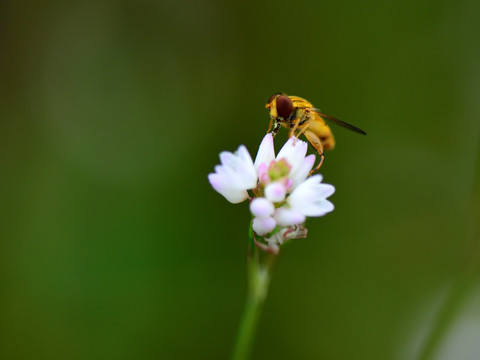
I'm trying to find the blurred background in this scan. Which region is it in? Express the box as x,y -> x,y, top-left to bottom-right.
1,0 -> 479,359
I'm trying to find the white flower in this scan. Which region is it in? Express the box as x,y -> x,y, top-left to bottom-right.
208,145 -> 257,203
209,133 -> 335,246
273,175 -> 335,226
288,175 -> 335,217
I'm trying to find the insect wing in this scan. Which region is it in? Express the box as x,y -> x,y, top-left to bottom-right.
313,109 -> 367,135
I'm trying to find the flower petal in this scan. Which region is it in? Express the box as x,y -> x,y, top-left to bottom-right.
288,176 -> 320,206
302,199 -> 334,216
252,216 -> 276,235
254,134 -> 275,172
237,144 -> 255,166
257,162 -> 270,185
275,137 -> 308,175
208,173 -> 249,203
317,183 -> 335,198
273,207 -> 306,226
288,175 -> 335,216
290,154 -> 315,190
215,145 -> 257,191
235,146 -> 258,189
265,181 -> 287,203
250,197 -> 275,217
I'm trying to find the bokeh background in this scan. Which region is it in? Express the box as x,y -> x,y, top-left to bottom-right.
1,0 -> 479,359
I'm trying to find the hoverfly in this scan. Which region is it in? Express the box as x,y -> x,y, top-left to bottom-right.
265,93 -> 366,174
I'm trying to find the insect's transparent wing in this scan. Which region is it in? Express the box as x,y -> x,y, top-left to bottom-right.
313,108 -> 367,135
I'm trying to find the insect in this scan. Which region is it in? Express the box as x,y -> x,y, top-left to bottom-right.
265,93 -> 366,174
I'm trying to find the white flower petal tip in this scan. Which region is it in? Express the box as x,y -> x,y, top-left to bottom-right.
250,198 -> 275,217
254,134 -> 275,171
252,216 -> 276,235
308,174 -> 324,185
276,137 -> 308,166
319,184 -> 335,198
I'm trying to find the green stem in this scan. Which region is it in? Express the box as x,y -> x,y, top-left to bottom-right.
231,237 -> 276,360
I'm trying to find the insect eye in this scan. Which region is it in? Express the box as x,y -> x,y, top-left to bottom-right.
276,95 -> 293,118
267,93 -> 282,104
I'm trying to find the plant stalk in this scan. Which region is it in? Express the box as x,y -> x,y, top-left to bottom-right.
231,235 -> 276,360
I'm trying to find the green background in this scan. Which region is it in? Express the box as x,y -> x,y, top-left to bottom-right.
1,0 -> 479,359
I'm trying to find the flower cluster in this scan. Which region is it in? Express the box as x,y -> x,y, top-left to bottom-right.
208,134 -> 335,250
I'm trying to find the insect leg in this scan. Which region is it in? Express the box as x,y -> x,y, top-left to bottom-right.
290,122 -> 309,145
267,118 -> 273,132
271,119 -> 281,137
288,118 -> 301,138
304,130 -> 325,175
295,122 -> 309,139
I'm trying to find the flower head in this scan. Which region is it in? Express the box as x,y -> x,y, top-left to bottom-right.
209,134 -> 335,250
208,145 -> 257,203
